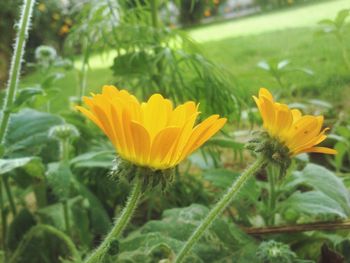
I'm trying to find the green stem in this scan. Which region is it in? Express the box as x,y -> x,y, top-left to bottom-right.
62,200 -> 71,235
0,0 -> 36,145
84,176 -> 142,263
267,165 -> 277,226
0,178 -> 7,253
175,156 -> 266,263
61,139 -> 70,162
150,0 -> 159,28
3,177 -> 17,216
149,0 -> 166,95
77,42 -> 89,104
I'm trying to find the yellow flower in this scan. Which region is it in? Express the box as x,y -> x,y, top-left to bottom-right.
253,88 -> 336,156
76,86 -> 227,170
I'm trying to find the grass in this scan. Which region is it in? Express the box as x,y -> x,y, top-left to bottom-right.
188,0 -> 350,42
21,0 -> 350,112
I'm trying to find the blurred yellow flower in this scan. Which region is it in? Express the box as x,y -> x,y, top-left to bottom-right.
76,86 -> 227,170
38,3 -> 46,12
253,88 -> 336,156
59,24 -> 70,36
204,10 -> 211,17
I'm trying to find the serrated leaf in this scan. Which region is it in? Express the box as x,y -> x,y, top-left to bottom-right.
46,162 -> 73,200
119,204 -> 257,262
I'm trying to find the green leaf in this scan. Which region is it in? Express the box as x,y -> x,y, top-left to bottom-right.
202,168 -> 240,189
118,204 -> 257,262
12,87 -> 44,110
70,150 -> 114,169
6,209 -> 36,252
205,137 -> 244,150
293,164 -> 350,215
318,19 -> 335,26
277,60 -> 290,70
335,9 -> 350,28
9,224 -> 80,263
257,60 -> 270,71
281,191 -> 347,219
111,51 -> 152,76
5,109 -> 63,156
46,162 -> 73,200
0,157 -> 45,188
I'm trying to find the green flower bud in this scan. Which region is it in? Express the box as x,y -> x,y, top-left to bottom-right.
48,124 -> 80,141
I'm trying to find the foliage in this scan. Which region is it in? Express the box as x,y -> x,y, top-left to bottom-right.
116,204 -> 258,263
66,0 -> 240,119
317,9 -> 350,72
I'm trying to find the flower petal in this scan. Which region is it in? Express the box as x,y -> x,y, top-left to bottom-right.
296,147 -> 337,155
149,126 -> 181,169
130,121 -> 151,165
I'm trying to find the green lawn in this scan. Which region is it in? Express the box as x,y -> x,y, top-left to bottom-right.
22,0 -> 350,112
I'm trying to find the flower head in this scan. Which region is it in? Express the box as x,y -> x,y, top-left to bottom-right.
253,88 -> 336,157
76,86 -> 226,170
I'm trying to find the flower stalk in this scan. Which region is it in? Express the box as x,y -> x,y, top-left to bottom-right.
175,156 -> 267,263
0,0 -> 36,146
84,175 -> 143,263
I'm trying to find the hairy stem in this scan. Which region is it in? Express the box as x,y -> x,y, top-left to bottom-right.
0,0 -> 36,146
175,156 -> 266,263
84,177 -> 142,263
267,165 -> 277,226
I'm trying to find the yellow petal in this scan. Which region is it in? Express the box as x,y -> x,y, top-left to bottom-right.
291,109 -> 302,122
273,104 -> 292,137
286,116 -> 320,150
102,85 -> 119,97
91,104 -> 117,145
142,94 -> 173,137
130,121 -> 151,165
259,88 -> 273,101
75,106 -> 105,132
178,115 -> 226,162
169,101 -> 198,126
149,126 -> 181,169
296,147 -> 337,155
260,96 -> 276,132
121,110 -> 135,159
